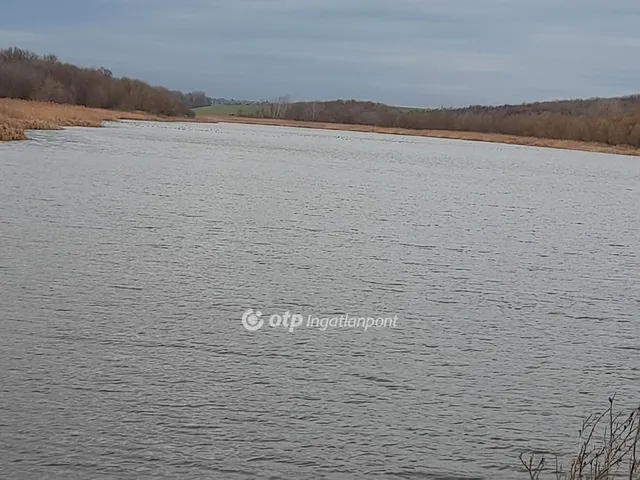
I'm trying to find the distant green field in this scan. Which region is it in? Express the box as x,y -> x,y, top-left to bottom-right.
192,104 -> 264,116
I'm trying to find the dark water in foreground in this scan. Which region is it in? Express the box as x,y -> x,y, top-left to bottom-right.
1,121 -> 639,479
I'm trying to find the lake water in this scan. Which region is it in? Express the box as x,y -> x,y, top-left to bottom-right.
1,121 -> 639,479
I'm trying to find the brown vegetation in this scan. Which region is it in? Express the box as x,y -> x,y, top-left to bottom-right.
0,47 -> 194,117
205,114 -> 640,157
241,97 -> 640,150
3,46 -> 639,155
520,396 -> 640,480
0,98 -> 177,141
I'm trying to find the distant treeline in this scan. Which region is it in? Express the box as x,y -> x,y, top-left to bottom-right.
245,97 -> 640,147
172,94 -> 268,109
173,91 -> 210,109
209,98 -> 266,106
0,47 -> 194,117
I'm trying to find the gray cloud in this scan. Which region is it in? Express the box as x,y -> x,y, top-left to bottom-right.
1,0 -> 639,106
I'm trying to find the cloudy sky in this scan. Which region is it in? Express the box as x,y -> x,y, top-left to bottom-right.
1,0 -> 639,107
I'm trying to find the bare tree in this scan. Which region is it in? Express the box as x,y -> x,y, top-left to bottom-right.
0,47 -> 195,117
267,95 -> 290,118
233,95 -> 640,147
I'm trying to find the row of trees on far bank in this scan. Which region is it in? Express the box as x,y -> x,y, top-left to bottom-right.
0,47 -> 194,117
172,90 -> 210,109
244,97 -> 640,147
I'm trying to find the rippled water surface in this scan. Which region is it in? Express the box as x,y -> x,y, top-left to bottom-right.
1,121 -> 639,479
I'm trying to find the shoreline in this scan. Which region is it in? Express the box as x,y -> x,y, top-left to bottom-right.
0,99 -> 219,142
201,115 -> 640,157
2,99 -> 639,157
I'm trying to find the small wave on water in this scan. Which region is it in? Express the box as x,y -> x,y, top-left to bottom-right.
1,121 -> 639,479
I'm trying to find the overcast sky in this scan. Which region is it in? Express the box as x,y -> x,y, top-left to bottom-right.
1,0 -> 639,107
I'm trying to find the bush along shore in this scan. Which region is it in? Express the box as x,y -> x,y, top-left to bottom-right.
0,48 -> 194,117
199,114 -> 640,157
2,46 -> 640,155
240,97 -> 640,150
0,47 -> 202,141
519,396 -> 640,479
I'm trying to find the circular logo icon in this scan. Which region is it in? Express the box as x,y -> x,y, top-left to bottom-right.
242,309 -> 263,332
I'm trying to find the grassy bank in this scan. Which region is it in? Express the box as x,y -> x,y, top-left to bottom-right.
4,99 -> 640,157
239,98 -> 640,150
0,99 -> 155,141
0,99 -> 219,141
199,114 -> 640,157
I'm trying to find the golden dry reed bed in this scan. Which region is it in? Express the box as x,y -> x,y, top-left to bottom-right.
0,99 -> 161,141
2,99 -> 639,157
0,99 -> 218,142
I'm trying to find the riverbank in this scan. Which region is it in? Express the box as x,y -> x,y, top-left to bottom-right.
0,99 -> 217,141
3,99 -> 640,157
203,115 -> 640,157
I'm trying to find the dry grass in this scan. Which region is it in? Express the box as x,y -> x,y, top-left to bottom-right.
204,115 -> 640,157
0,99 -> 218,141
0,98 -> 148,140
520,396 -> 640,480
0,122 -> 27,141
